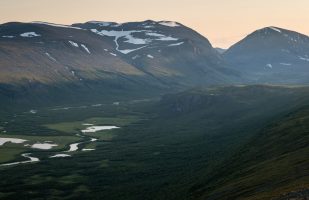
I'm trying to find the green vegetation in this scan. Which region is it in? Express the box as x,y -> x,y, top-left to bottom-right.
191,106 -> 309,200
0,147 -> 25,163
0,85 -> 308,200
0,134 -> 80,163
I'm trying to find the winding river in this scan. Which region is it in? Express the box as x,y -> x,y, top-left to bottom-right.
0,126 -> 119,167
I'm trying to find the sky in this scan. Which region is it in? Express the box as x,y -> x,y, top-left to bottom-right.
1,0 -> 309,48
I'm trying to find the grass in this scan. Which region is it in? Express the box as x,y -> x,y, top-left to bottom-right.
0,134 -> 81,163
0,147 -> 26,163
44,116 -> 140,133
0,85 -> 308,200
191,106 -> 309,200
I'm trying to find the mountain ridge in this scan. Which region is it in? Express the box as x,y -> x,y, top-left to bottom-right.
224,26 -> 309,84
0,20 -> 241,108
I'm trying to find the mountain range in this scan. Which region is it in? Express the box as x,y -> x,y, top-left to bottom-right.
0,20 -> 241,108
1,21 -> 309,108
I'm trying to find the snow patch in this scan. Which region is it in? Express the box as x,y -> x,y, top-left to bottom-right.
118,46 -> 147,54
132,55 -> 140,60
81,44 -> 91,54
45,52 -> 57,62
66,142 -> 82,152
2,36 -> 15,38
125,34 -> 150,44
91,29 -> 150,53
91,29 -> 178,53
146,32 -> 178,41
29,110 -> 37,114
299,56 -> 309,62
0,138 -> 27,146
168,42 -> 184,46
280,63 -> 292,66
147,54 -> 154,59
81,126 -> 119,133
266,64 -> 273,69
20,32 -> 41,37
31,143 -> 58,150
69,41 -> 79,47
269,27 -> 281,33
155,36 -> 178,41
159,21 -> 180,27
144,25 -> 155,28
146,32 -> 165,37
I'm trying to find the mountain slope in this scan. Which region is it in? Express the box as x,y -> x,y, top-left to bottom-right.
73,20 -> 239,85
0,20 -> 240,109
191,105 -> 309,200
224,26 -> 309,84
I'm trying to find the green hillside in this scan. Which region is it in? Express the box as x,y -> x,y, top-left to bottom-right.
191,106 -> 309,200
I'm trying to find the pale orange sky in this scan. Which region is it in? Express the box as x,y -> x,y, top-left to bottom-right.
1,0 -> 309,48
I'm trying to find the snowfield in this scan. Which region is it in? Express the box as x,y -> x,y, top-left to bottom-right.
91,28 -> 179,54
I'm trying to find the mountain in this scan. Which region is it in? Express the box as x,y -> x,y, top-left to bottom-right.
224,26 -> 309,84
0,20 -> 239,109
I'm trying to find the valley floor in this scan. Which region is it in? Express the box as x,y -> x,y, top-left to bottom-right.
0,85 -> 308,200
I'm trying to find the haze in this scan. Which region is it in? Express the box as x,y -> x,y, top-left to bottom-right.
1,0 -> 309,48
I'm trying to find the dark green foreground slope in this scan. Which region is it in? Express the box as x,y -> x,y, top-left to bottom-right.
191,106 -> 309,200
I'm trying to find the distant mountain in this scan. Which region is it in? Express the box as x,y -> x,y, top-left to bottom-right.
215,47 -> 226,54
224,26 -> 309,84
0,20 -> 239,108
